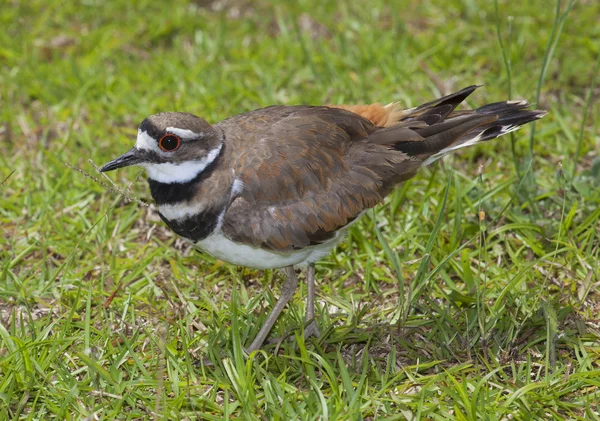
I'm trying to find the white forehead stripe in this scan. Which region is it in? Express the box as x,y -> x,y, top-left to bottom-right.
135,130 -> 156,151
166,127 -> 204,140
142,144 -> 222,184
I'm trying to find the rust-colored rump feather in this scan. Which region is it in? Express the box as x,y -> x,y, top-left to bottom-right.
329,103 -> 405,128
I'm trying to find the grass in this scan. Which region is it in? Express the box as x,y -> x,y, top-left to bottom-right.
1,0 -> 599,419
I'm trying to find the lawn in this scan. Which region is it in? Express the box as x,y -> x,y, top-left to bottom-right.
1,0 -> 599,419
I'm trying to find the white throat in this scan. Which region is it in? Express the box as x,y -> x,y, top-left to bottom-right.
143,144 -> 222,184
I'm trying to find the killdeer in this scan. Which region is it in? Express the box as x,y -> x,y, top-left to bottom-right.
101,86 -> 546,353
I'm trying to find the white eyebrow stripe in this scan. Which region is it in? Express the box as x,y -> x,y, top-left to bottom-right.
166,127 -> 204,139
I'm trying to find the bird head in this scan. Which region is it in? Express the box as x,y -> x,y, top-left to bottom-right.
100,112 -> 223,184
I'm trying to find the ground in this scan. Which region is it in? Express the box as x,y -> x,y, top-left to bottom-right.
1,0 -> 599,419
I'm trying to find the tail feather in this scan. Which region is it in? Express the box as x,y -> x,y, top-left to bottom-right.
392,114 -> 497,156
464,101 -> 545,142
383,86 -> 547,165
412,85 -> 481,113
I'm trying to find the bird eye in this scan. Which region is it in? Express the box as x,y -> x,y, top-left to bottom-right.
158,134 -> 181,152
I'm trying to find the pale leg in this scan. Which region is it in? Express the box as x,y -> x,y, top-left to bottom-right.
246,266 -> 299,353
304,263 -> 321,338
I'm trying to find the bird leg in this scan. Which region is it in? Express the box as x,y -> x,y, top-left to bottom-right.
304,263 -> 321,339
246,266 -> 299,353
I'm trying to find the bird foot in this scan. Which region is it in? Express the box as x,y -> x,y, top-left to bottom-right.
304,320 -> 321,339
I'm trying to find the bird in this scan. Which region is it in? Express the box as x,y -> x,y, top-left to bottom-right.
100,85 -> 546,353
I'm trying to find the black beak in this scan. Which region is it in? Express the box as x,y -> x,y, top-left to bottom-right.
100,148 -> 143,172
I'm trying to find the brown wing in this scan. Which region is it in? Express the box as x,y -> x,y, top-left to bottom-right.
218,86 -> 545,251
218,105 -> 420,251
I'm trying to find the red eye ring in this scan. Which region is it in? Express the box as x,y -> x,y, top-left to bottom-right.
158,134 -> 181,152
